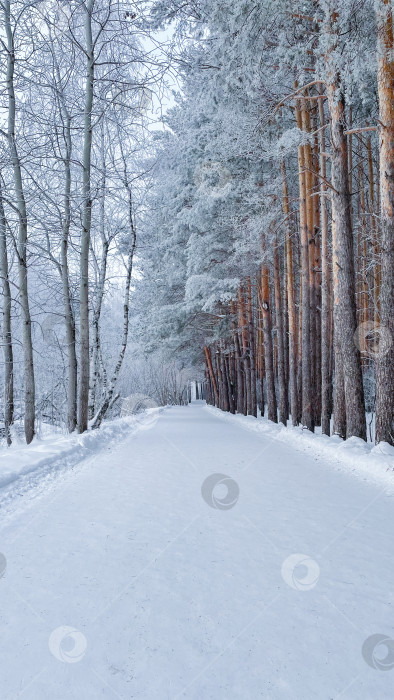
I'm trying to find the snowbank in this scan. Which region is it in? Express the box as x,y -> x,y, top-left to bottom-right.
0,409 -> 164,503
205,405 -> 394,490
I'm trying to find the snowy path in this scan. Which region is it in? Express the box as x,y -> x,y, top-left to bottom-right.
0,402 -> 393,699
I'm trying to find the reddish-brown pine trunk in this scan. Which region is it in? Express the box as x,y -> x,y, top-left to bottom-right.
231,301 -> 243,413
332,212 -> 347,438
239,285 -> 252,415
226,353 -> 235,414
366,136 -> 381,324
318,97 -> 332,435
281,160 -> 299,425
301,97 -> 318,427
295,96 -> 314,430
219,343 -> 230,412
375,0 -> 394,445
312,108 -> 322,426
324,8 -> 366,440
261,264 -> 277,422
273,232 -> 289,424
247,277 -> 257,417
204,345 -> 219,406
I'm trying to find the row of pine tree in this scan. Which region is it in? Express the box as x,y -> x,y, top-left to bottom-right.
139,0 -> 393,445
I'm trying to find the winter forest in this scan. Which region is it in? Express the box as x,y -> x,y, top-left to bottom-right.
0,1 -> 394,698
0,0 -> 392,446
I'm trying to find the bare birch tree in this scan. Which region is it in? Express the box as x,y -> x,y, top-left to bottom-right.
3,0 -> 35,443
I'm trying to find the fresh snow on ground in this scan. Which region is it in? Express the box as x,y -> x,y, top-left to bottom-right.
0,402 -> 393,699
0,410 -> 163,518
205,406 -> 394,492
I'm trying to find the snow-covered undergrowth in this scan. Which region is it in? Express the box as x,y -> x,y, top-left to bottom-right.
0,408 -> 164,509
205,405 -> 394,490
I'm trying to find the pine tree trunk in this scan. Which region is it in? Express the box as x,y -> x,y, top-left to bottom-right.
297,242 -> 303,424
367,136 -> 381,324
357,141 -> 369,331
215,349 -> 223,410
333,335 -> 347,438
247,277 -> 257,417
332,210 -> 346,438
231,301 -> 243,413
318,99 -> 332,435
219,344 -> 230,412
301,97 -> 318,427
375,0 -> 394,445
205,368 -> 213,405
312,111 -> 322,426
204,346 -> 219,406
324,7 -> 366,440
256,286 -> 265,416
261,264 -> 277,422
226,353 -> 235,413
273,233 -> 288,424
281,161 -> 299,426
295,97 -> 314,430
238,286 -> 251,414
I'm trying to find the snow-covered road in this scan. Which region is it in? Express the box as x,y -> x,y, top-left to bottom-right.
1,402 -> 393,699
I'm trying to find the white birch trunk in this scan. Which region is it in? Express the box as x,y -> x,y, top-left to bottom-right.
78,0 -> 95,433
0,182 -> 14,445
4,0 -> 35,444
